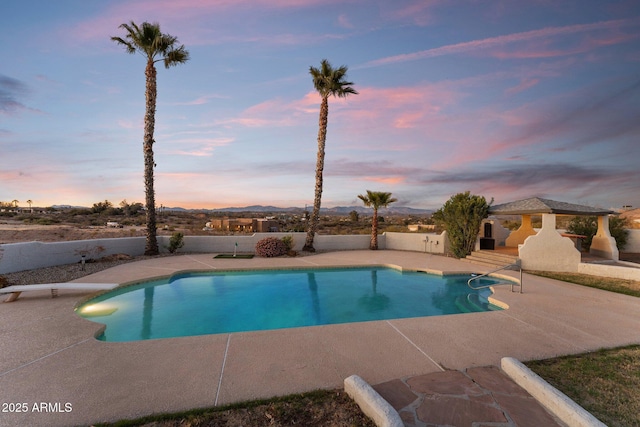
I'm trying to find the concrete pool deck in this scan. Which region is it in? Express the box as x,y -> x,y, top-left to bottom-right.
1,250 -> 639,426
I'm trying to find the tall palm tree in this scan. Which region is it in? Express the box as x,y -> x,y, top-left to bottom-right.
302,59 -> 357,252
357,190 -> 397,250
111,21 -> 189,255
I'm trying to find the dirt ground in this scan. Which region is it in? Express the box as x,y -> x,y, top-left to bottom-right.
0,221 -> 159,244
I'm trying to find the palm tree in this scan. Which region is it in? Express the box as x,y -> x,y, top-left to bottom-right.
302,59 -> 357,252
357,190 -> 397,250
26,199 -> 33,213
112,21 -> 189,255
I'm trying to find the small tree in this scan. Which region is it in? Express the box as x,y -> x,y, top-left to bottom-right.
567,215 -> 628,251
92,200 -> 113,214
357,190 -> 397,250
433,192 -> 492,258
281,235 -> 294,253
167,232 -> 185,253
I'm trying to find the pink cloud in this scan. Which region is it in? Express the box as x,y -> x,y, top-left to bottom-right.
490,30 -> 640,60
379,1 -> 439,26
505,78 -> 540,95
172,94 -> 228,106
358,176 -> 406,185
361,18 -> 639,68
341,84 -> 457,131
164,137 -> 233,157
218,97 -> 314,128
337,14 -> 355,29
67,0 -> 351,46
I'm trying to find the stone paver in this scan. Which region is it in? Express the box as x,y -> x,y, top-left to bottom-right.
374,367 -> 565,427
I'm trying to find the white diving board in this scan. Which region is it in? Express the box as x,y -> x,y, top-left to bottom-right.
0,283 -> 119,302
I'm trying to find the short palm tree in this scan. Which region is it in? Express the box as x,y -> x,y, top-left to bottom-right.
358,190 -> 397,250
302,59 -> 357,252
112,21 -> 189,255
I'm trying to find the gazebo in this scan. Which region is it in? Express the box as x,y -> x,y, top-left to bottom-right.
486,197 -> 617,272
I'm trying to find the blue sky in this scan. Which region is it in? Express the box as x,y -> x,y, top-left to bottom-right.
1,0 -> 639,210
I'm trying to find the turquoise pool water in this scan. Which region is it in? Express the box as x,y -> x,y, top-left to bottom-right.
76,267 -> 506,342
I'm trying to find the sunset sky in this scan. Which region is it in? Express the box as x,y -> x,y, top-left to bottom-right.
2,0 -> 639,210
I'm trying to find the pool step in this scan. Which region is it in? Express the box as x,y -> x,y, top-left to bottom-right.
463,250 -> 519,269
456,293 -> 504,313
455,294 -> 488,313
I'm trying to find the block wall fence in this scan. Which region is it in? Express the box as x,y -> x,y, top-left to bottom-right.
0,231 -> 450,274
1,230 -> 636,276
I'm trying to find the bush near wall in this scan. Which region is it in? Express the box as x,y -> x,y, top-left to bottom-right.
255,237 -> 288,257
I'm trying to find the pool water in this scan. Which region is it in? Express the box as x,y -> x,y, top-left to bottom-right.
76,267 -> 506,342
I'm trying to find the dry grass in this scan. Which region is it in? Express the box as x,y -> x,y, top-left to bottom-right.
528,270 -> 640,297
526,346 -> 640,427
525,272 -> 640,426
96,389 -> 375,427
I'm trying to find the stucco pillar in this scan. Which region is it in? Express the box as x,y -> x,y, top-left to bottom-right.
590,215 -> 619,261
505,214 -> 537,247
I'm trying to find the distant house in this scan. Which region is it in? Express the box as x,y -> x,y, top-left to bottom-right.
407,224 -> 436,232
206,217 -> 280,232
620,208 -> 640,226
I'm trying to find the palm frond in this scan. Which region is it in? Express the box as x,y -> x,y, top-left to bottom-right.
112,20 -> 190,65
309,59 -> 358,98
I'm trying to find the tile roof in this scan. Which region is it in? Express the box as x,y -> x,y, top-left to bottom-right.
489,197 -> 614,215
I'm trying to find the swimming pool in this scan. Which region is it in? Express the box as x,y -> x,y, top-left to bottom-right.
76,267 -> 507,342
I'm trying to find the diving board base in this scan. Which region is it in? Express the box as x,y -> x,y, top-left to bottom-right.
1,283 -> 119,302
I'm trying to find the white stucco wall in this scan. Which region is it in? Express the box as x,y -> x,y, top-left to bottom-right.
480,218 -> 511,247
519,214 -> 581,272
0,232 -> 455,274
180,233 -> 374,253
0,238 -> 146,274
624,229 -> 640,252
384,232 -> 448,254
578,263 -> 640,281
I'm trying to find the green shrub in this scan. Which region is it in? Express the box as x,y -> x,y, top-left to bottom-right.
168,232 -> 185,253
433,191 -> 491,258
567,216 -> 628,251
281,235 -> 294,251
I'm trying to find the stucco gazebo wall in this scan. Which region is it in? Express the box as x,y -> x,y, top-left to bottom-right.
505,214 -> 536,247
518,214 -> 580,272
479,219 -> 510,247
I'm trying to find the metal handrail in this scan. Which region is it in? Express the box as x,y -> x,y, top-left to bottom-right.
467,261 -> 523,293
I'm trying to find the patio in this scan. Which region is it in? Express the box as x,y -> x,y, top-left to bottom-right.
1,250 -> 639,426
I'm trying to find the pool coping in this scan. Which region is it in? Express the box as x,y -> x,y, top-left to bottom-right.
1,250 -> 639,426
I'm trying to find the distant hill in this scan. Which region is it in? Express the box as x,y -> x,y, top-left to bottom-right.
203,205 -> 433,215
53,204 -> 433,215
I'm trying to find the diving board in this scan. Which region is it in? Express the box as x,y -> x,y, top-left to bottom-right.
0,283 -> 119,302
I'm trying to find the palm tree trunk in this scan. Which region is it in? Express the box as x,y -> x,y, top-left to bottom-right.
303,96 -> 329,252
371,207 -> 378,250
143,60 -> 159,255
